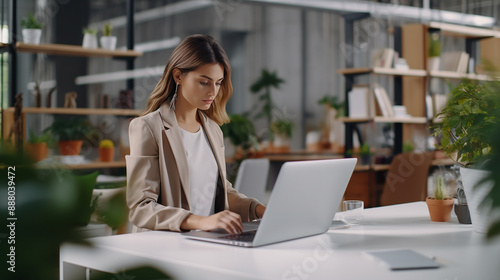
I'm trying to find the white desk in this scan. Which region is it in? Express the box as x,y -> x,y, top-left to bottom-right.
60,202 -> 500,280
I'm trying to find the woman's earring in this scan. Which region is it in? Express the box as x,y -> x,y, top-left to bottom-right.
169,83 -> 179,110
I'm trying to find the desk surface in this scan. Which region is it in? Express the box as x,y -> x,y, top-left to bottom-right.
60,202 -> 500,280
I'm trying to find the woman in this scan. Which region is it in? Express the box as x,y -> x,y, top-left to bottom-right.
126,34 -> 266,235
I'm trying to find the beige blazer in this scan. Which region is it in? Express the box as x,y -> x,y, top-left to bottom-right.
126,102 -> 261,232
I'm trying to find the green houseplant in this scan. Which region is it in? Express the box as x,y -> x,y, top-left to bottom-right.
220,114 -> 258,158
82,27 -> 98,48
100,22 -> 116,50
27,129 -> 52,162
432,79 -> 500,234
20,12 -> 43,45
270,118 -> 293,153
0,144 -> 170,280
44,116 -> 90,156
249,69 -> 284,139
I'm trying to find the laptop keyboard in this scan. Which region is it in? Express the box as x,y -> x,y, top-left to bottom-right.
218,230 -> 257,242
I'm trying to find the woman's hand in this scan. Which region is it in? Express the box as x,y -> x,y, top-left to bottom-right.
181,210 -> 243,234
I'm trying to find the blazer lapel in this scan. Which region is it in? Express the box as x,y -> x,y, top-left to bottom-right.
159,103 -> 191,207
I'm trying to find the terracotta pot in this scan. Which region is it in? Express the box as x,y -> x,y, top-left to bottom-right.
426,197 -> 454,222
27,142 -> 48,162
58,140 -> 83,156
98,147 -> 115,162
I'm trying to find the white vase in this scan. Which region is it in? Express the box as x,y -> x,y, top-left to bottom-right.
82,33 -> 98,49
100,36 -> 117,50
22,29 -> 42,45
460,167 -> 493,233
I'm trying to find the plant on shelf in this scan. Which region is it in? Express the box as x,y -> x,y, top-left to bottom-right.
431,76 -> 500,235
270,118 -> 293,153
27,129 -> 52,162
249,69 -> 285,139
220,114 -> 259,159
318,95 -> 344,150
425,172 -> 454,222
359,143 -> 373,165
427,32 -> 441,72
20,12 -> 43,45
98,139 -> 115,162
100,22 -> 117,50
82,27 -> 98,49
44,116 -> 90,156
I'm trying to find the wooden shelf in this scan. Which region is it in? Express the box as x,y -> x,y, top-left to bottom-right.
337,67 -> 426,77
429,70 -> 493,81
15,42 -> 142,58
373,116 -> 427,124
341,116 -> 427,124
372,67 -> 427,76
337,67 -> 371,75
428,22 -> 500,39
339,117 -> 372,123
4,107 -> 142,116
65,160 -> 126,169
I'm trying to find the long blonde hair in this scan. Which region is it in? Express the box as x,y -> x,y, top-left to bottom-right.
140,34 -> 232,125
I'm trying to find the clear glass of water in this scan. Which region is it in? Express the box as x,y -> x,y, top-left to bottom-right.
343,200 -> 364,225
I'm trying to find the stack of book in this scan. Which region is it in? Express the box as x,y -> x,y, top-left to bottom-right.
372,83 -> 394,117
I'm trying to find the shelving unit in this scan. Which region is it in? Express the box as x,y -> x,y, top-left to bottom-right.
15,42 -> 142,58
2,1 -> 140,170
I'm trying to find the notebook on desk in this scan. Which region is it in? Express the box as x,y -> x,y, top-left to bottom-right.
182,158 -> 357,247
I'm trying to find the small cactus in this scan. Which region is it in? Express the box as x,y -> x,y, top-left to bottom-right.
102,23 -> 112,36
99,139 -> 114,148
434,175 -> 445,200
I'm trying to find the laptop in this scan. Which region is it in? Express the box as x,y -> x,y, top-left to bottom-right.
182,158 -> 357,247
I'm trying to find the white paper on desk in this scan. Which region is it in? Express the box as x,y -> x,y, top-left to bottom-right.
364,249 -> 440,270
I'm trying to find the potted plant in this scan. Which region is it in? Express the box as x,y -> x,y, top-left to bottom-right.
249,69 -> 284,139
44,116 -> 90,156
82,27 -> 98,49
432,80 -> 499,232
426,173 -> 454,222
427,32 -> 441,71
27,129 -> 51,162
220,114 -> 258,159
270,118 -> 293,153
318,95 -> 344,151
98,139 -> 115,162
21,12 -> 43,45
100,22 -> 117,50
359,143 -> 373,165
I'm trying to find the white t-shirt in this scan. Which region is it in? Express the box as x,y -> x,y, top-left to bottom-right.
179,126 -> 219,216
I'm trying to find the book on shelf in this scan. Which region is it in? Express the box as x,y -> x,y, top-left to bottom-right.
440,51 -> 469,74
372,48 -> 395,68
348,85 -> 373,118
372,83 -> 394,117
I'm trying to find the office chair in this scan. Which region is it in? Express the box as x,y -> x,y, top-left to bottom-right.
379,152 -> 433,206
233,158 -> 270,204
